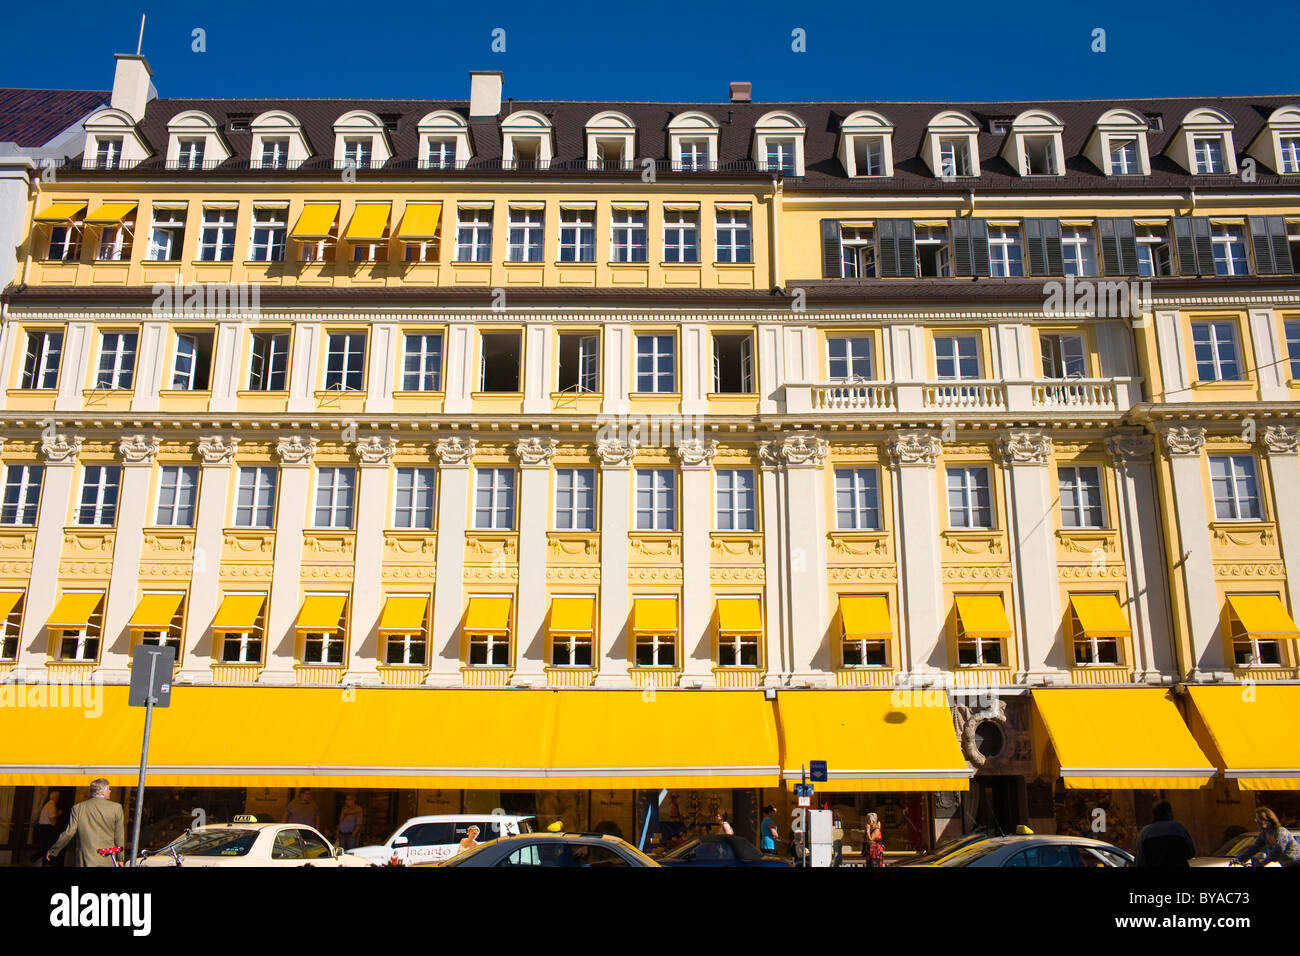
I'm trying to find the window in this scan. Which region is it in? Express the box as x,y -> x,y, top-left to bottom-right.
852,136 -> 885,176
77,465 -> 120,526
249,332 -> 290,391
842,595 -> 888,667
55,596 -> 102,661
474,468 -> 516,530
136,595 -> 184,654
386,617 -> 428,666
172,331 -> 213,390
1292,220 -> 1300,272
558,207 -> 595,262
1210,223 -> 1249,276
939,137 -> 973,177
1072,599 -> 1121,665
1,465 -> 43,526
402,333 -> 443,392
507,207 -> 544,263
663,208 -> 700,263
835,468 -> 880,531
403,237 -> 439,263
219,598 -> 265,663
635,469 -> 676,531
715,208 -> 752,263
0,594 -> 21,661
557,333 -> 598,393
147,206 -> 186,261
765,138 -> 797,175
840,226 -> 876,278
611,208 -> 648,263
594,139 -> 625,170
1285,320 -> 1300,380
1191,320 -> 1241,382
155,466 -> 199,527
680,139 -> 710,171
95,137 -> 123,169
1109,137 -> 1140,174
1060,226 -> 1098,277
425,137 -> 456,169
479,332 -> 521,392
198,208 -> 237,262
343,137 -> 373,169
715,469 -> 756,531
1209,455 -> 1261,521
455,206 -> 493,262
468,628 -> 511,666
712,334 -> 754,394
635,627 -> 676,667
718,623 -> 759,668
935,335 -> 980,380
95,223 -> 132,262
324,333 -> 366,391
249,207 -> 287,262
828,336 -> 873,381
1136,225 -> 1173,277
555,468 -> 595,531
1229,596 -> 1283,666
1058,466 -> 1104,529
1281,136 -> 1300,174
95,332 -> 137,389
1023,135 -> 1058,175
21,331 -> 61,390
947,466 -> 992,529
177,138 -> 206,170
393,468 -> 436,530
313,467 -> 356,528
635,334 -> 675,392
1193,136 -> 1225,173
1040,334 -> 1087,379
988,226 -> 1025,277
302,608 -> 346,664
956,605 -> 1003,666
259,137 -> 289,169
510,137 -> 541,168
234,467 -> 278,528
914,226 -> 951,277
551,622 -> 593,667
46,224 -> 81,261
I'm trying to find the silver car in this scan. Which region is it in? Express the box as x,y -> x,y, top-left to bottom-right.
927,835 -> 1132,867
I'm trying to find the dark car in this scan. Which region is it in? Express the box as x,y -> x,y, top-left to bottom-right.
925,835 -> 1133,867
424,832 -> 659,868
658,834 -> 791,868
894,832 -> 992,866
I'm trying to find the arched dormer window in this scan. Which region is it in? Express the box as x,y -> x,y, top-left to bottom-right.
999,109 -> 1065,177
921,110 -> 980,178
838,110 -> 895,177
1167,107 -> 1237,175
417,110 -> 471,169
1246,105 -> 1300,175
1084,108 -> 1151,176
332,110 -> 392,170
585,111 -> 637,171
80,107 -> 152,170
501,110 -> 554,169
667,111 -> 719,171
753,111 -> 806,176
165,110 -> 232,170
251,110 -> 313,169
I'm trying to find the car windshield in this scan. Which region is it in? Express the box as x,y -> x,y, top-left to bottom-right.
905,835 -> 987,864
163,829 -> 259,857
934,841 -> 1007,866
663,836 -> 761,863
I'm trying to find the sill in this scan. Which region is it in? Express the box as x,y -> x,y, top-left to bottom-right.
660,260 -> 703,267
242,259 -> 287,267
6,388 -> 57,396
1189,379 -> 1253,389
607,261 -> 651,267
157,389 -> 213,398
190,259 -> 237,266
393,390 -> 446,398
470,391 -> 524,398
235,389 -> 289,397
712,261 -> 755,268
627,392 -> 683,399
315,389 -> 366,399
554,260 -> 598,266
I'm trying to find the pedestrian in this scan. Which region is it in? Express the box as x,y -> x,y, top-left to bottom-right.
45,779 -> 124,868
862,812 -> 885,867
1132,800 -> 1196,866
759,804 -> 778,854
31,789 -> 63,864
1232,808 -> 1300,867
716,811 -> 733,836
336,793 -> 364,851
283,788 -> 320,829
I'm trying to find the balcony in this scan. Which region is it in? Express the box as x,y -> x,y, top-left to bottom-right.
783,377 -> 1138,417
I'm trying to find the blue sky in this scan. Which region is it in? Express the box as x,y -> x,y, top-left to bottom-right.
3,0 -> 1298,102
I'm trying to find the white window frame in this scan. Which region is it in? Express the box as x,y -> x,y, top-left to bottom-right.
635,469 -> 676,531
635,334 -> 675,393
1060,226 -> 1098,277
0,465 -> 43,526
554,468 -> 596,531
198,207 -> 237,262
95,332 -> 137,389
324,332 -> 367,391
611,207 -> 648,263
715,208 -> 752,264
1193,135 -> 1226,173
988,226 -> 1025,277
392,467 -> 436,530
234,467 -> 278,528
473,468 -> 516,530
22,330 -> 62,390
1191,320 -> 1241,382
401,333 -> 443,392
827,335 -> 873,381
947,466 -> 993,529
1210,223 -> 1249,276
455,206 -> 493,263
714,468 -> 756,532
1209,455 -> 1262,521
834,467 -> 880,531
506,206 -> 545,263
155,465 -> 199,527
147,206 -> 186,261
934,334 -> 981,380
1057,465 -> 1104,529
558,207 -> 596,262
662,208 -> 700,263
313,467 -> 356,529
76,465 -> 120,526
249,206 -> 288,262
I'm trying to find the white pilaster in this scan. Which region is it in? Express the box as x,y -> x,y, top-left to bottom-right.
757,323 -> 784,414
130,320 -> 168,412
54,321 -> 92,413
1249,308 -> 1288,401
759,457 -> 787,682
601,324 -> 630,414
208,320 -> 243,413
100,434 -> 161,679
677,438 -> 717,683
178,435 -> 237,682
1153,310 -> 1189,402
522,325 -> 551,415
348,436 -> 396,682
17,434 -> 80,667
286,322 -> 319,414
1261,426 -> 1300,616
364,323 -> 398,414
888,430 -> 945,679
263,434 -> 316,681
680,322 -> 708,415
595,439 -> 635,686
442,322 -> 474,414
513,436 -> 557,677
429,437 -> 475,683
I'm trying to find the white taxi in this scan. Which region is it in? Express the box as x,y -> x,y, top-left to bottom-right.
352,814 -> 534,866
140,816 -> 374,867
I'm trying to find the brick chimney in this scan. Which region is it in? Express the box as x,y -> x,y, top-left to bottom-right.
110,54 -> 156,123
729,82 -> 752,103
470,71 -> 504,118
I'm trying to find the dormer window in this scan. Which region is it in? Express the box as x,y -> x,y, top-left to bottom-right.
1246,105 -> 1300,175
426,138 -> 456,168
96,137 -> 123,169
1109,137 -> 1139,174
260,137 -> 290,169
165,110 -> 232,171
1001,110 -> 1065,178
838,111 -> 895,178
251,110 -> 312,170
922,111 -> 981,178
1167,108 -> 1237,175
177,138 -> 205,170
81,107 -> 151,170
1193,136 -> 1225,173
344,137 -> 373,169
940,138 -> 972,177
1085,109 -> 1152,177
668,111 -> 720,172
853,138 -> 884,175
1281,136 -> 1300,174
680,139 -> 710,171
501,110 -> 555,171
1023,135 -> 1058,175
753,111 -> 807,176
513,138 -> 540,167
417,111 -> 472,170
585,111 -> 636,171
332,110 -> 392,169
766,139 -> 796,174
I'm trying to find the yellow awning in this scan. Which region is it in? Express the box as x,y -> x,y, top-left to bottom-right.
212,594 -> 265,631
549,597 -> 594,635
46,593 -> 102,630
955,594 -> 1012,638
85,201 -> 139,225
289,202 -> 339,240
840,595 -> 892,639
129,594 -> 183,631
717,598 -> 762,634
343,202 -> 392,241
1188,685 -> 1300,790
1070,594 -> 1131,637
633,597 -> 678,633
296,595 -> 347,632
465,596 -> 512,634
777,690 -> 972,792
395,202 -> 442,240
0,592 -> 22,621
1032,689 -> 1216,789
1226,594 -> 1300,638
34,201 -> 87,223
378,595 -> 428,633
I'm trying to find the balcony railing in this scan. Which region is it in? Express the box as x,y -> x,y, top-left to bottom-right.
1030,379 -> 1119,410
785,377 -> 1139,415
811,383 -> 898,411
922,382 -> 1007,411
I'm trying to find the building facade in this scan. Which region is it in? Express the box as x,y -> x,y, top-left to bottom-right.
1,56 -> 1298,858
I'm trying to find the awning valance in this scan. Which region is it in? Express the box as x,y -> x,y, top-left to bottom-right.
549,597 -> 594,635
632,597 -> 677,633
343,202 -> 392,241
296,595 -> 347,632
1226,595 -> 1300,639
289,202 -> 340,240
840,595 -> 891,639
46,593 -> 102,631
34,201 -> 87,223
395,202 -> 442,240
954,594 -> 1012,638
465,596 -> 511,634
85,201 -> 139,225
212,594 -> 265,631
1069,594 -> 1131,637
129,594 -> 183,631
716,598 -> 761,634
1188,684 -> 1300,790
378,595 -> 428,633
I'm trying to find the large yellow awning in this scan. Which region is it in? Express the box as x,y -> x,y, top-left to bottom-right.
289,202 -> 339,240
549,597 -> 594,635
34,201 -> 87,223
632,597 -> 678,633
955,594 -> 1012,638
1032,688 -> 1216,789
395,202 -> 442,240
378,595 -> 428,633
1226,595 -> 1300,639
1070,594 -> 1131,637
465,597 -> 512,634
840,595 -> 892,639
85,201 -> 139,225
296,595 -> 347,632
128,594 -> 183,631
776,690 -> 972,792
0,592 -> 22,621
1188,685 -> 1300,790
717,598 -> 762,633
343,202 -> 392,241
46,593 -> 102,631
212,594 -> 265,631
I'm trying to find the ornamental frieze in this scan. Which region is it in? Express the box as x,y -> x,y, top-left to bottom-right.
276,435 -> 318,465
710,567 -> 766,583
138,564 -> 193,580
197,435 -> 239,465
354,435 -> 397,465
301,565 -> 355,580
942,565 -> 1014,581
828,566 -> 897,582
58,562 -> 113,577
40,434 -> 82,463
218,564 -> 273,579
434,436 -> 477,466
998,431 -> 1052,465
595,438 -> 639,467
546,567 -> 602,582
1057,565 -> 1128,579
463,566 -> 518,583
515,436 -> 559,466
1212,562 -> 1287,579
886,431 -> 942,466
675,438 -> 718,468
381,566 -> 438,581
1158,425 -> 1205,457
627,567 -> 684,583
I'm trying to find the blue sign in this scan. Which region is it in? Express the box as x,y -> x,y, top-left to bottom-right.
809,760 -> 828,783
793,783 -> 814,799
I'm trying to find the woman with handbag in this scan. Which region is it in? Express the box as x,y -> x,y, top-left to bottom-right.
862,812 -> 885,867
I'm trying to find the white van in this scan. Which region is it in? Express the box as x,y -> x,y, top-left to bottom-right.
352,814 -> 534,866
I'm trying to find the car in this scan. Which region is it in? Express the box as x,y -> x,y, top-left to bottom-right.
894,832 -> 993,866
657,834 -> 791,867
351,813 -> 534,866
418,832 -> 660,867
1191,831 -> 1282,867
919,834 -> 1132,867
139,817 -> 374,867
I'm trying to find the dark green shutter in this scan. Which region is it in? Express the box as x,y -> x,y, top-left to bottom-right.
950,218 -> 990,277
1098,218 -> 1139,276
1173,216 -> 1213,275
1249,216 -> 1293,275
1025,218 -> 1062,276
874,219 -> 915,278
876,219 -> 897,277
821,219 -> 843,278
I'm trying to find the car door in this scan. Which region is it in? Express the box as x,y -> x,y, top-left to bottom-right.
269,828 -> 306,867
298,827 -> 340,867
1002,843 -> 1084,868
392,822 -> 456,865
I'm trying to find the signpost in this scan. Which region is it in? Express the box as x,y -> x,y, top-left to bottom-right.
127,643 -> 174,866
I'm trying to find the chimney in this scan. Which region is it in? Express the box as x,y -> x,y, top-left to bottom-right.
729,82 -> 752,103
110,53 -> 156,123
470,71 -> 504,118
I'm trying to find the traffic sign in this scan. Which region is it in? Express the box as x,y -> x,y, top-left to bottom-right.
809,760 -> 828,783
794,782 -> 813,808
128,644 -> 175,707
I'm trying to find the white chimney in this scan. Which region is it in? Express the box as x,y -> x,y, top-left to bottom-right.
469,71 -> 503,118
110,54 -> 156,123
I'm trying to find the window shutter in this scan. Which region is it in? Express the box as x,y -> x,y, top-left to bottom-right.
968,218 -> 990,277
1249,216 -> 1293,275
1025,218 -> 1062,276
1174,216 -> 1213,275
1098,218 -> 1139,276
820,219 -> 843,278
876,219 -> 915,278
949,218 -> 990,277
894,219 -> 916,277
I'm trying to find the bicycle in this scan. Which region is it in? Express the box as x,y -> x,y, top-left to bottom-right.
96,846 -> 124,868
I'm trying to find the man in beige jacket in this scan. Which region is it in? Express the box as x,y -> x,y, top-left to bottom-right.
47,778 -> 125,867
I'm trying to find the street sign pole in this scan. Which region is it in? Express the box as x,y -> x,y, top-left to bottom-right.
127,643 -> 175,867
128,650 -> 157,867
